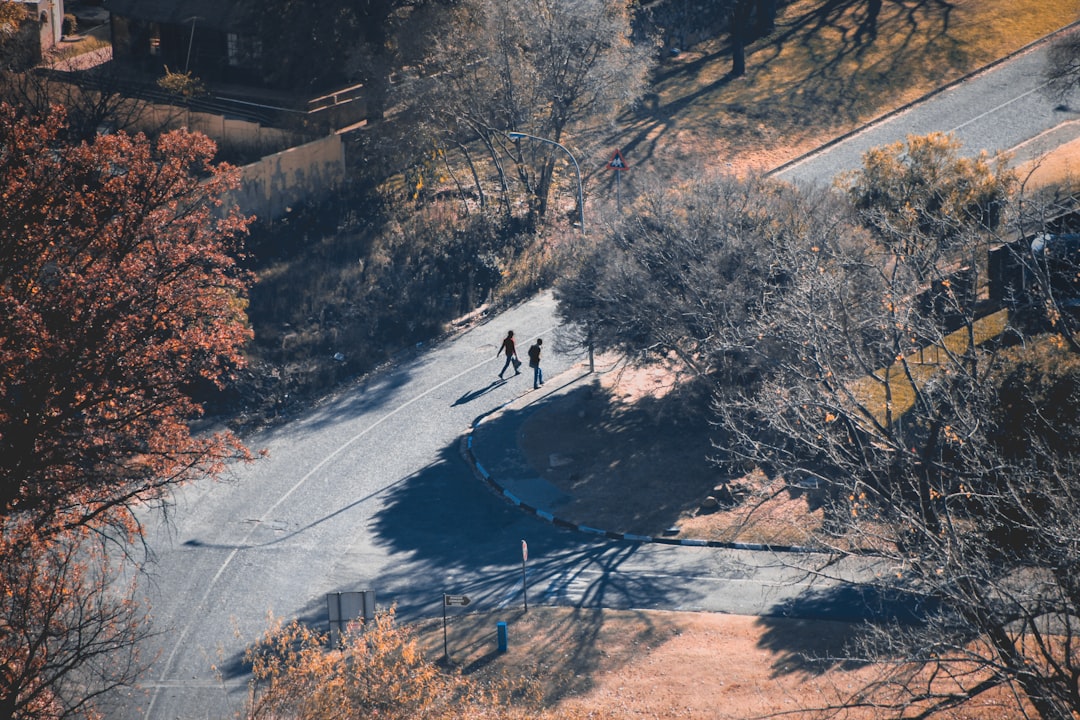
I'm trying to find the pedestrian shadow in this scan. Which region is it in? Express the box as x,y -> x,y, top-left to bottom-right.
452,379 -> 509,407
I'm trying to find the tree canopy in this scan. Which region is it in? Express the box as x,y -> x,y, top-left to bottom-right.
555,135 -> 1080,719
0,104 -> 254,718
401,0 -> 656,229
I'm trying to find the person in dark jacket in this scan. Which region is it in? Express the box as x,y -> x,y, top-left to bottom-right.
527,338 -> 543,389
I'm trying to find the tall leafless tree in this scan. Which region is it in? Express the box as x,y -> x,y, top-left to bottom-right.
400,0 -> 656,230
555,140 -> 1080,717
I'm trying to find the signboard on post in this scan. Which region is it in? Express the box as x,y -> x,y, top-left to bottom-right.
521,539 -> 529,611
607,149 -> 628,171
326,590 -> 376,648
442,593 -> 471,660
606,149 -> 629,213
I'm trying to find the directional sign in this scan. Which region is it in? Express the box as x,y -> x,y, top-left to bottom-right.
443,594 -> 470,607
607,148 -> 629,171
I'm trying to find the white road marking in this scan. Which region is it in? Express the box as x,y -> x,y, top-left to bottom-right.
143,324 -> 558,718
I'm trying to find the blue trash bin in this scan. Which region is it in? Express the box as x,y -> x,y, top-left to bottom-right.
497,621 -> 508,652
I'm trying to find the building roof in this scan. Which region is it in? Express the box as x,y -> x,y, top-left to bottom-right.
103,0 -> 255,33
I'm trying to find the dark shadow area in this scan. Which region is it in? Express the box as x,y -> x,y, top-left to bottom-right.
418,605 -> 674,706
496,379 -> 810,542
756,580 -> 941,678
213,432 -> 717,684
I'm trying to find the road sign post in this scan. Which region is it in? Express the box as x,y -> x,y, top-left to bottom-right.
521,539 -> 529,612
442,593 -> 471,661
326,590 -> 375,648
607,149 -> 629,214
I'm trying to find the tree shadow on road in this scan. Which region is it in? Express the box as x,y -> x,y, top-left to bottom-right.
756,579 -> 943,678
212,433 -> 718,686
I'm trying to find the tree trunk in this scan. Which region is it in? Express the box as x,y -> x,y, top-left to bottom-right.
730,0 -> 752,77
986,624 -> 1076,720
535,156 -> 556,225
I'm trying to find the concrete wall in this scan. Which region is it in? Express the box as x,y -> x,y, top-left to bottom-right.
30,0 -> 62,47
135,104 -> 302,158
231,133 -> 346,222
131,105 -> 346,221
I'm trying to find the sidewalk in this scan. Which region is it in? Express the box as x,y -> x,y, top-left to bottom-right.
462,365 -> 813,552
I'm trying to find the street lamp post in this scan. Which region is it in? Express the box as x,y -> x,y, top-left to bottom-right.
507,131 -> 585,236
184,16 -> 200,73
508,130 -> 594,372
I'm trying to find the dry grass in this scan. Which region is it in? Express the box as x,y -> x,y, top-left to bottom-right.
609,0 -> 1080,183
851,309 -> 1009,425
412,607 -> 1026,720
1019,134 -> 1080,191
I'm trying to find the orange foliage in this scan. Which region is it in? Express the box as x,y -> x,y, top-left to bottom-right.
0,103 -> 254,545
246,609 -> 542,720
0,103 -> 255,718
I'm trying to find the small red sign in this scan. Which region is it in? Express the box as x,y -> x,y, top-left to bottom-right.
607,149 -> 629,171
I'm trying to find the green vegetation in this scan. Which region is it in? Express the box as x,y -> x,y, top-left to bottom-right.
156,67 -> 207,98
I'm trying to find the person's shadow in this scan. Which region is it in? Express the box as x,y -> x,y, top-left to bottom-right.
451,379 -> 508,406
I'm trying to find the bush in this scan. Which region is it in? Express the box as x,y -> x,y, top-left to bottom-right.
225,184 -> 552,426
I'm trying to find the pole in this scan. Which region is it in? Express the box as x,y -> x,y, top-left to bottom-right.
184,16 -> 197,73
587,328 -> 594,373
507,131 -> 585,235
521,539 -> 528,612
442,595 -> 449,661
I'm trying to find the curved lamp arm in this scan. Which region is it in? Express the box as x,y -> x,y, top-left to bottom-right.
507,131 -> 585,236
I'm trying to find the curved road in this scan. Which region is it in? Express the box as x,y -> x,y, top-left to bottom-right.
114,27 -> 1079,720
112,293 -> 877,719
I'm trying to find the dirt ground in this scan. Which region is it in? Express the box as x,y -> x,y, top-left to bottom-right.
414,606 -> 1020,720
415,606 -> 874,720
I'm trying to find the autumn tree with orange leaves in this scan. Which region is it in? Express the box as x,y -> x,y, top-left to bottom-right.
245,609 -> 545,720
0,103 -> 254,719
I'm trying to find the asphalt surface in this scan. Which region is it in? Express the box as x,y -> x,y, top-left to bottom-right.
110,293 -> 873,720
109,26 -> 1080,720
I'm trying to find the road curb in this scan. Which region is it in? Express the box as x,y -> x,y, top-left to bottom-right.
461,390 -> 819,554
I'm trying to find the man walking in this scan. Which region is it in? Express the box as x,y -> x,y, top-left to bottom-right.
527,338 -> 543,389
497,330 -> 520,379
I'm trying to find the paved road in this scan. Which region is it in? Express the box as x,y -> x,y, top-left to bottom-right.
111,293 -> 879,720
110,28 -> 1080,720
775,26 -> 1080,185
